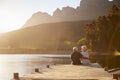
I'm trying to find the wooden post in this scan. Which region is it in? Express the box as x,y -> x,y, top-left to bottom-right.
118,74 -> 120,80
113,74 -> 119,80
104,67 -> 108,71
35,68 -> 39,72
46,65 -> 49,68
13,73 -> 19,79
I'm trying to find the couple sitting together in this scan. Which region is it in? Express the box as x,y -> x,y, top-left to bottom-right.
71,45 -> 90,65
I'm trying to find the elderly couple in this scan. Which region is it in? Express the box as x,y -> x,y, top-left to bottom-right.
71,45 -> 90,65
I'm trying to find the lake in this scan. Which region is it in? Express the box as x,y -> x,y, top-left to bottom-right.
0,54 -> 71,80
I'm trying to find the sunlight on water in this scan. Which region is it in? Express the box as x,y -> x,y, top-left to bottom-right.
0,54 -> 70,62
0,54 -> 32,62
108,0 -> 113,2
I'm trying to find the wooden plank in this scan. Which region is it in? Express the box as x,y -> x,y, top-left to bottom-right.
107,68 -> 120,74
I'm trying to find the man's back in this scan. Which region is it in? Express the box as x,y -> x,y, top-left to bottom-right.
71,51 -> 82,65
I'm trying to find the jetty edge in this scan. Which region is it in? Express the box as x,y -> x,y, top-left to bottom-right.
11,64 -> 115,80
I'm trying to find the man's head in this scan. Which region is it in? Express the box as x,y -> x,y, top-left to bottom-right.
73,47 -> 78,52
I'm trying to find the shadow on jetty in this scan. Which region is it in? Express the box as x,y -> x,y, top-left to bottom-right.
90,55 -> 120,69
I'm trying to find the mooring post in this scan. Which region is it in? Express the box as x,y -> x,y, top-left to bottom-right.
35,68 -> 39,72
104,67 -> 108,71
118,77 -> 120,80
13,73 -> 19,80
46,65 -> 49,68
113,74 -> 119,80
117,74 -> 120,80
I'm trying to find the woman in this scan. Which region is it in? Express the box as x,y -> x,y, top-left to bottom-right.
80,45 -> 90,65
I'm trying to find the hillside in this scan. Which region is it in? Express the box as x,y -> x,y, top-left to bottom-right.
0,20 -> 91,53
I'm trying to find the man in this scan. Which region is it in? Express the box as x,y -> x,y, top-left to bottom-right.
71,47 -> 83,65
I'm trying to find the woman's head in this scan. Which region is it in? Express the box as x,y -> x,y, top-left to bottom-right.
81,45 -> 87,52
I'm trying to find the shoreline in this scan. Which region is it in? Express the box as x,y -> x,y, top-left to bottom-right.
0,49 -> 71,54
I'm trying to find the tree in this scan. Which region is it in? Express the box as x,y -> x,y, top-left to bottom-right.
109,4 -> 119,15
85,5 -> 120,53
77,38 -> 87,47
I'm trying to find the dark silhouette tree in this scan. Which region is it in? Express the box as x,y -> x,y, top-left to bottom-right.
85,4 -> 120,54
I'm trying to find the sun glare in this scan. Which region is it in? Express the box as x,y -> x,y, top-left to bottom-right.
0,6 -> 26,33
0,22 -> 21,33
0,14 -> 24,33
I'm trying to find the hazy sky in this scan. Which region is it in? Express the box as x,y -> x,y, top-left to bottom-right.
0,0 -> 81,33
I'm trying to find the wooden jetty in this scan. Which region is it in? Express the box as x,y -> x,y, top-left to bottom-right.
11,64 -> 115,80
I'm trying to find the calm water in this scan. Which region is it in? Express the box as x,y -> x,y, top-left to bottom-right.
0,54 -> 70,80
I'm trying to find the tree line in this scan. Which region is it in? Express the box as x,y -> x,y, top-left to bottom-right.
85,4 -> 120,54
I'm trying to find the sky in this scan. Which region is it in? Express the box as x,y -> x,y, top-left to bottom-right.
0,0 -> 81,33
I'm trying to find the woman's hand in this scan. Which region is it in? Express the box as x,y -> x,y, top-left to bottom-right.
83,56 -> 89,60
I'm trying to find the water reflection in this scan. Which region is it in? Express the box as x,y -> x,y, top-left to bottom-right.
0,54 -> 70,80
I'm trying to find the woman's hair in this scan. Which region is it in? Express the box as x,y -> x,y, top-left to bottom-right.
81,45 -> 87,49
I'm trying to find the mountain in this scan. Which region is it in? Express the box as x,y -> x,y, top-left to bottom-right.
23,0 -> 119,27
0,20 -> 90,53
